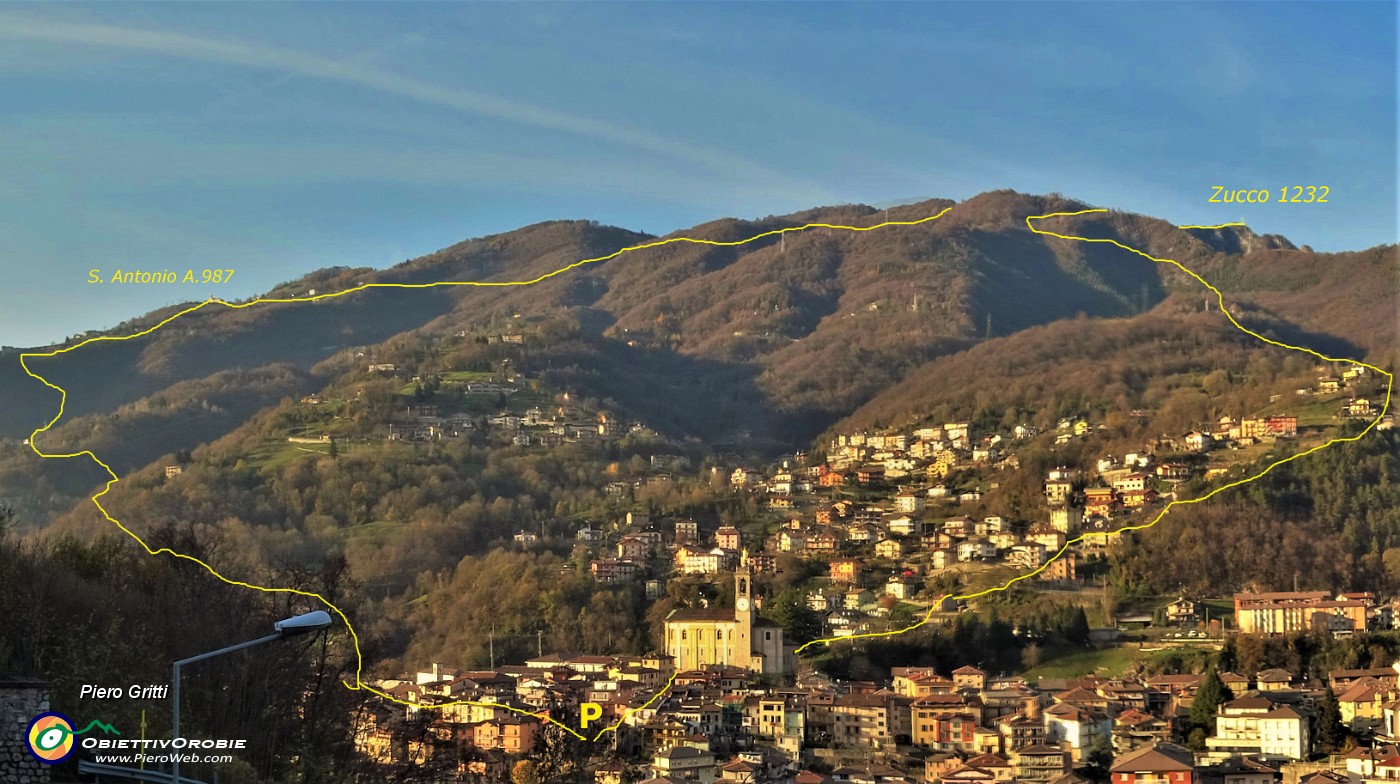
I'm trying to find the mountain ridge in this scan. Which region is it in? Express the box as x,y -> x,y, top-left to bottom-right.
3,191 -> 1392,521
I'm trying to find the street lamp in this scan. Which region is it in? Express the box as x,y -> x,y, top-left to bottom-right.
172,610 -> 333,782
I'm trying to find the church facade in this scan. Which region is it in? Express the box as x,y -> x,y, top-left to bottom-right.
663,568 -> 788,675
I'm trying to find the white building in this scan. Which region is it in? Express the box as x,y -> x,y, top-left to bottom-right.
1205,696 -> 1310,761
1043,703 -> 1111,761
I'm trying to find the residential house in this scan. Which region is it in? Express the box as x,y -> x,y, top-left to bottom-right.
958,538 -> 996,562
591,559 -> 640,584
1044,479 -> 1075,505
1205,695 -> 1310,761
1112,473 -> 1149,493
1010,544 -> 1048,570
1212,757 -> 1280,784
1164,598 -> 1202,627
875,538 -> 906,559
1338,678 -> 1392,732
895,492 -> 925,514
830,692 -> 912,749
888,515 -> 918,536
1084,488 -> 1122,517
1110,742 -> 1195,784
953,666 -> 988,690
944,516 -> 974,536
886,576 -> 917,600
675,520 -> 699,544
1042,702 -> 1111,761
806,531 -> 839,555
1184,431 -> 1214,452
618,534 -> 651,561
1028,526 -> 1068,551
820,470 -> 849,487
1039,552 -> 1077,582
473,716 -> 541,754
730,468 -> 763,487
1122,489 -> 1159,509
1016,745 -> 1071,783
777,529 -> 807,553
830,558 -> 862,584
1156,463 -> 1192,483
807,591 -> 840,612
1050,507 -> 1084,534
952,754 -> 1016,782
1113,708 -> 1171,754
652,746 -> 717,784
893,670 -> 955,698
848,523 -> 882,544
911,707 -> 979,751
856,466 -> 886,485
844,589 -> 876,610
1349,399 -> 1374,418
999,713 -> 1048,751
716,526 -> 742,550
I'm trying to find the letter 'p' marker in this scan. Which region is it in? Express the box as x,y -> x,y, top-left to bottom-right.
579,702 -> 603,729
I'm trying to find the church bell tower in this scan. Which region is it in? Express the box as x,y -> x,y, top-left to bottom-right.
733,566 -> 753,670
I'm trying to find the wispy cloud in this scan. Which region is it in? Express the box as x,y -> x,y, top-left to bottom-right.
0,14 -> 827,201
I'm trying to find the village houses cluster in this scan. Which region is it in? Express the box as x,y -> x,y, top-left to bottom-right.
585,409 -> 1308,640
356,623 -> 1400,784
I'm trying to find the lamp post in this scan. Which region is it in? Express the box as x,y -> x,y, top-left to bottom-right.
172,610 -> 332,782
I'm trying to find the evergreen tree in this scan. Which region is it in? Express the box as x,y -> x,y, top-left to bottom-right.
1316,686 -> 1347,752
1189,666 -> 1232,735
1068,606 -> 1091,646
1217,639 -> 1238,673
1085,733 -> 1115,774
766,588 -> 821,644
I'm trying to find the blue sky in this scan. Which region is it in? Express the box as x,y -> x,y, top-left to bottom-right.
0,2 -> 1394,347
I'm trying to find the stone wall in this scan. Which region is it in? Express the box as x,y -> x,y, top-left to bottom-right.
0,677 -> 51,784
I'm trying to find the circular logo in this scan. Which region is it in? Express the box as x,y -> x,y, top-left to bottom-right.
26,711 -> 76,765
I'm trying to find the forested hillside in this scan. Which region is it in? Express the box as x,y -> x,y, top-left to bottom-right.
6,191 -> 1389,458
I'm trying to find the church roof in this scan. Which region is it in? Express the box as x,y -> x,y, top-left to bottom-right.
666,608 -> 737,623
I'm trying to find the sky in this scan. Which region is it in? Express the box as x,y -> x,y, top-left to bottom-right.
0,2 -> 1394,347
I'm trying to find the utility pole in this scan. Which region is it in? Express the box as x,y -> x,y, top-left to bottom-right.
780,233 -> 786,253
489,627 -> 496,671
985,314 -> 993,340
537,630 -> 544,657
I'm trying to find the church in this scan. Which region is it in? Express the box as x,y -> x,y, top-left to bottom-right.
663,568 -> 789,675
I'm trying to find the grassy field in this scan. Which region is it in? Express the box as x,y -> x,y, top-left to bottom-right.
441,371 -> 497,382
1019,644 -> 1209,681
1019,647 -> 1140,680
1257,395 -> 1344,428
1202,599 -> 1235,625
341,520 -> 401,547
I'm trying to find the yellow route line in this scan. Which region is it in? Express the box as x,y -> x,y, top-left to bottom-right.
795,207 -> 1394,655
1178,222 -> 1246,230
18,206 -> 953,743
